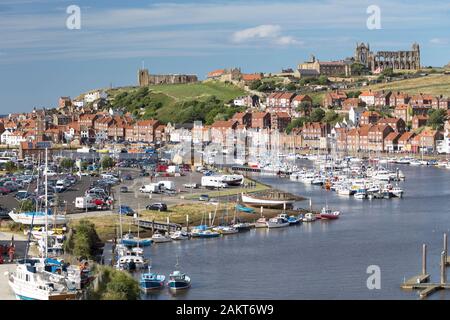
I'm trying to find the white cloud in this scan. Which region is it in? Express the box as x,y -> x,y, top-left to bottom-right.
430,38 -> 448,45
231,24 -> 301,46
276,36 -> 302,46
232,25 -> 282,43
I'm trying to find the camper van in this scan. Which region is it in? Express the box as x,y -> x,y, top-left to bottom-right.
139,184 -> 161,194
75,196 -> 97,210
158,180 -> 176,191
201,176 -> 228,189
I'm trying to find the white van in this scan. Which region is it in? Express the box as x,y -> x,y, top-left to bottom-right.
201,176 -> 228,188
158,180 -> 176,191
139,184 -> 160,193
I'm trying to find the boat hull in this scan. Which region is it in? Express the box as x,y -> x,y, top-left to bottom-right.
266,222 -> 290,228
168,281 -> 191,290
241,194 -> 295,209
8,212 -> 67,225
140,281 -> 165,291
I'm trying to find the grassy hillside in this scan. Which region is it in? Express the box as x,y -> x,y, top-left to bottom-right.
359,74 -> 450,96
106,81 -> 246,124
149,81 -> 246,102
302,74 -> 450,107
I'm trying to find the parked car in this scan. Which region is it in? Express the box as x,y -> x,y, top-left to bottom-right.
120,186 -> 128,193
183,183 -> 199,189
3,182 -> 19,192
117,205 -> 135,216
146,203 -> 167,211
0,205 -> 9,219
0,187 -> 11,195
15,190 -> 32,200
122,174 -> 133,181
198,194 -> 210,202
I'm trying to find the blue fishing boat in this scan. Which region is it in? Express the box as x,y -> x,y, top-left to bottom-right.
190,225 -> 209,237
140,267 -> 166,292
287,215 -> 303,225
120,233 -> 152,247
235,204 -> 255,213
196,230 -> 221,238
168,270 -> 191,290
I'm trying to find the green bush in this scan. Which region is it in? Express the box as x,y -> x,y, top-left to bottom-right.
102,271 -> 140,300
65,220 -> 101,259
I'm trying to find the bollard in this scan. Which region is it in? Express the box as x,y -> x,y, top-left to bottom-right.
444,233 -> 448,260
422,244 -> 427,276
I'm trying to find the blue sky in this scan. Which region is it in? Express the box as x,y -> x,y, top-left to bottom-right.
1,0 -> 450,113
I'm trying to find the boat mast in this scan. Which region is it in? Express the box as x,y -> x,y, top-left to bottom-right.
44,148 -> 49,260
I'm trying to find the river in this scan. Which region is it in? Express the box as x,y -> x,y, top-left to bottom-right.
140,162 -> 450,300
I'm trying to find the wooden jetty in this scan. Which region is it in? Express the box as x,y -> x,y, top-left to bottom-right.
134,219 -> 182,233
401,233 -> 450,298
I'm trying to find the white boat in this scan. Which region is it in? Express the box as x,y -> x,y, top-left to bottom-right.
151,233 -> 172,243
409,160 -> 422,166
266,217 -> 290,228
354,189 -> 368,199
302,212 -> 316,222
254,217 -> 268,228
8,211 -> 67,225
8,262 -> 77,300
241,193 -> 295,208
170,231 -> 189,240
213,226 -> 239,235
336,186 -> 354,196
116,255 -> 149,271
391,187 -> 404,198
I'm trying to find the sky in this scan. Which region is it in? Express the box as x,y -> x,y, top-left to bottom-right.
1,0 -> 450,113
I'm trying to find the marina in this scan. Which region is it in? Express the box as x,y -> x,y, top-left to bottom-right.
128,162 -> 450,300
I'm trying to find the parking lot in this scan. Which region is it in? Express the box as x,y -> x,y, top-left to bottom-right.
0,163 -> 264,222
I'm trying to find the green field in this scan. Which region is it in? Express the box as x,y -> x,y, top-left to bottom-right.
149,81 -> 246,102
106,81 -> 246,124
302,74 -> 450,106
356,74 -> 450,96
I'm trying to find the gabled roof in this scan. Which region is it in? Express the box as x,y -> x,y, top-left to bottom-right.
207,69 -> 226,78
398,132 -> 415,142
385,132 -> 401,141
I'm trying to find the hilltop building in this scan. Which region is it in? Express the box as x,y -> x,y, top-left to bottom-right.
355,43 -> 420,72
138,68 -> 198,86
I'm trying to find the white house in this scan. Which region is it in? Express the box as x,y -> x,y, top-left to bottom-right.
84,90 -> 107,103
437,122 -> 450,154
359,91 -> 376,106
2,131 -> 25,146
349,107 -> 363,126
73,100 -> 84,108
1,130 -> 12,144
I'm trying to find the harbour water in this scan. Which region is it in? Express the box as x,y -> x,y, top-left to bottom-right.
141,163 -> 450,300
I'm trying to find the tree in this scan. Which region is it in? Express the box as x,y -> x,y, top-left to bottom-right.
20,199 -> 35,213
285,83 -> 297,91
317,75 -> 329,85
324,110 -> 340,125
351,63 -> 369,76
347,91 -> 362,99
286,117 -> 307,134
249,80 -> 262,90
101,156 -> 114,170
381,68 -> 395,77
102,271 -> 140,300
310,108 -> 326,122
427,109 -> 447,130
295,102 -> 311,117
60,158 -> 75,171
4,161 -> 17,173
65,220 -> 101,259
